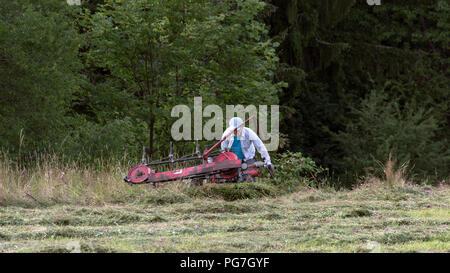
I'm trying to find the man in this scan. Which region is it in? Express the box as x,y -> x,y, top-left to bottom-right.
221,117 -> 273,170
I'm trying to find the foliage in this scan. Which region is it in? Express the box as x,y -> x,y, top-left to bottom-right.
0,0 -> 447,186
0,0 -> 82,159
331,90 -> 449,181
58,116 -> 145,164
268,0 -> 449,184
82,0 -> 282,158
273,151 -> 327,187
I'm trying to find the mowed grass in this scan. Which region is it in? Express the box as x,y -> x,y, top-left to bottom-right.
0,183 -> 448,253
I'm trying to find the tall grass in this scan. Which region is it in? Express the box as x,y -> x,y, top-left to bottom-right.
0,152 -> 148,206
0,152 -> 302,207
3,151 -> 438,207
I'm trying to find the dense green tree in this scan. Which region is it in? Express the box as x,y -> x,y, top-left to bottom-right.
0,0 -> 82,160
268,0 -> 449,184
267,0 -> 356,168
84,0 -> 282,158
0,0 -> 447,184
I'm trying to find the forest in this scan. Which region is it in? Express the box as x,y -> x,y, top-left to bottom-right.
0,0 -> 448,187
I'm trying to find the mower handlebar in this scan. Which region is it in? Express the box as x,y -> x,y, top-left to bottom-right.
245,161 -> 275,179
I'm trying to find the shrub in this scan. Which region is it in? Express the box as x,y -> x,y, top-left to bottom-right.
272,151 -> 327,188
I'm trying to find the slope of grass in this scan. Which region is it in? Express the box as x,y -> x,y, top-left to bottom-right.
1,154 -> 448,252
0,184 -> 448,253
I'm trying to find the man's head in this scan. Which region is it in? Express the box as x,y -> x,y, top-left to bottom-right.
229,117 -> 244,136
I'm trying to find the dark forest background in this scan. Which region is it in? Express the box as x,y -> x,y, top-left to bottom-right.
0,0 -> 448,186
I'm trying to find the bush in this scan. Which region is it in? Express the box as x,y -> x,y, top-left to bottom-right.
272,151 -> 327,188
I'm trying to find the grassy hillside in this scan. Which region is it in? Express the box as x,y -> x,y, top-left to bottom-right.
0,181 -> 448,252
0,154 -> 448,252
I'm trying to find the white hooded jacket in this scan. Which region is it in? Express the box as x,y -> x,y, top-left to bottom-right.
220,118 -> 271,164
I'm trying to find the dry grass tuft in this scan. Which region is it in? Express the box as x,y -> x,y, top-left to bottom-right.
355,153 -> 411,192
381,153 -> 409,188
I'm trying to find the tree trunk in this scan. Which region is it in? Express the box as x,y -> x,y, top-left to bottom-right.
148,113 -> 155,158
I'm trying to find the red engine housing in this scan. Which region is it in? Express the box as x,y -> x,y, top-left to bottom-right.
214,152 -> 261,181
214,152 -> 239,178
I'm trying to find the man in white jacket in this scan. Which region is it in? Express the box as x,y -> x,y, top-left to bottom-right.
221,117 -> 273,170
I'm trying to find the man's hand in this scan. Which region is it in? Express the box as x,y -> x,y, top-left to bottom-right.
264,162 -> 275,178
264,158 -> 274,170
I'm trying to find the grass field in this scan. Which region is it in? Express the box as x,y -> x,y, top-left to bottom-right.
0,180 -> 448,253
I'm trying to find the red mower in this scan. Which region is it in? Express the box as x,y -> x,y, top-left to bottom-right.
122,116 -> 274,186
